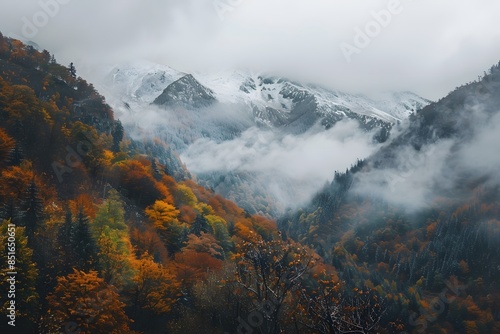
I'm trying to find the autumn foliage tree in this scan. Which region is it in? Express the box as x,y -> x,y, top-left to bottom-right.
145,200 -> 179,230
174,233 -> 224,284
130,226 -> 169,264
233,238 -> 315,333
127,253 -> 181,329
46,269 -> 135,334
110,160 -> 165,207
145,200 -> 186,254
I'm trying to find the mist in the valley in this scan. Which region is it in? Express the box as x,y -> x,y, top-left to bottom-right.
107,84 -> 384,214
109,100 -> 256,152
103,71 -> 384,214
352,85 -> 500,212
180,119 -> 381,212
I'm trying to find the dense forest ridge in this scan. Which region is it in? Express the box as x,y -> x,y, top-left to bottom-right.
279,61 -> 500,333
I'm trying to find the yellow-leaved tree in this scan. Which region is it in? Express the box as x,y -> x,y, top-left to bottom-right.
46,269 -> 136,334
145,200 -> 180,230
126,253 -> 181,331
145,200 -> 186,254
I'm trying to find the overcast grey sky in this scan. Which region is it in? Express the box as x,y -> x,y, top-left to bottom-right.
1,0 -> 499,100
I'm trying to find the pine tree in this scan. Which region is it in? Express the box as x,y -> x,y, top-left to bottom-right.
56,210 -> 75,276
8,143 -> 24,166
72,209 -> 98,271
68,62 -> 76,78
0,198 -> 21,225
151,158 -> 162,181
190,214 -> 211,236
111,120 -> 124,153
20,179 -> 44,241
60,210 -> 73,242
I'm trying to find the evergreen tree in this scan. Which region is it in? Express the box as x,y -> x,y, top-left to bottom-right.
0,199 -> 21,225
190,214 -> 211,236
8,143 -> 24,166
72,209 -> 98,271
20,179 -> 44,241
111,120 -> 124,153
164,163 -> 172,177
60,210 -> 73,242
56,210 -> 75,276
151,158 -> 162,181
68,62 -> 76,78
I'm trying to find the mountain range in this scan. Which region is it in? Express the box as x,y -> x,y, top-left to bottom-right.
98,61 -> 431,216
102,60 -> 430,139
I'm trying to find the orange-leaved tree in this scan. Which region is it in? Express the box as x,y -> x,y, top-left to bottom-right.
46,269 -> 136,334
129,252 -> 181,315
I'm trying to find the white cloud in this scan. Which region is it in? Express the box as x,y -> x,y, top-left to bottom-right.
181,119 -> 380,208
1,0 -> 500,100
352,98 -> 500,211
353,139 -> 456,209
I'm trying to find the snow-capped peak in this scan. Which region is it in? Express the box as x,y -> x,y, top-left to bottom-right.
100,61 -> 431,134
104,60 -> 185,103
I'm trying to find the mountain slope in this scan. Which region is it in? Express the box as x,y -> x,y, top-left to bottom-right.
279,61 -> 500,334
153,74 -> 216,109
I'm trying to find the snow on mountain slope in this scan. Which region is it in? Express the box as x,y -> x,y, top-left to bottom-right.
105,60 -> 185,103
102,61 -> 431,132
153,74 -> 216,109
196,72 -> 431,125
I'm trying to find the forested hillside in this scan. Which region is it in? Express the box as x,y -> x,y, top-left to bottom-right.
0,34 -> 395,334
280,63 -> 500,333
